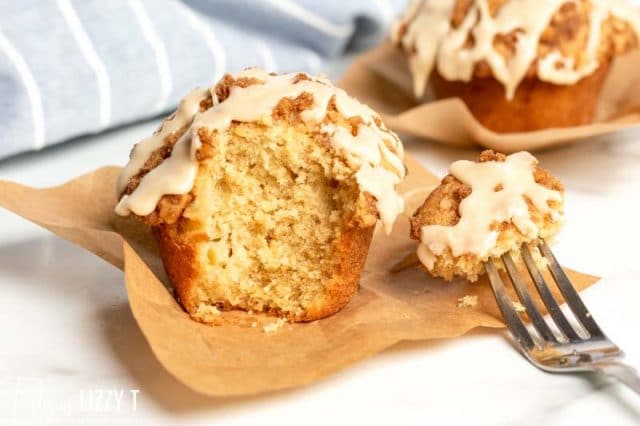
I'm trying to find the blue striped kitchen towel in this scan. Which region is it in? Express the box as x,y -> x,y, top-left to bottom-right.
0,0 -> 406,159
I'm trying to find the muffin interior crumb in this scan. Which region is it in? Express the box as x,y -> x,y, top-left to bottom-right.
182,121 -> 361,319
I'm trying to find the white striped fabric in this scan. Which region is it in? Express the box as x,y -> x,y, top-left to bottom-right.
0,0 -> 408,159
57,0 -> 112,129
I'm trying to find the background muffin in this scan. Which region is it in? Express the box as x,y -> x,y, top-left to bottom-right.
393,0 -> 640,133
115,68 -> 406,323
410,150 -> 564,281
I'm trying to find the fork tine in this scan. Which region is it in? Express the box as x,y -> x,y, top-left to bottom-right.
501,254 -> 557,343
538,240 -> 604,338
521,245 -> 582,342
484,261 -> 535,350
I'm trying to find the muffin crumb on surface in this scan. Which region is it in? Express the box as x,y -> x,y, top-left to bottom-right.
263,318 -> 288,334
513,301 -> 527,313
457,295 -> 478,308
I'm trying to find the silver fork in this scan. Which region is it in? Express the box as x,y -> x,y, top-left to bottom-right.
485,239 -> 640,393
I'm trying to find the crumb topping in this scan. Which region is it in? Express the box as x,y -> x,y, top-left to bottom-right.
413,150 -> 563,269
115,68 -> 405,232
393,0 -> 640,98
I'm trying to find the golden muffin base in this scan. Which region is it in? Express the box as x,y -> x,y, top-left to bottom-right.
154,223 -> 374,323
430,63 -> 611,133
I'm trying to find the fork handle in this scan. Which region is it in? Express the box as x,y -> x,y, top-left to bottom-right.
597,361 -> 640,394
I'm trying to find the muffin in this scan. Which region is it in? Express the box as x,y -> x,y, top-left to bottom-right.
115,68 -> 406,323
392,0 -> 640,133
410,150 -> 563,281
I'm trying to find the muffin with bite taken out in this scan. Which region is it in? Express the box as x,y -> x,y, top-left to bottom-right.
115,68 -> 406,323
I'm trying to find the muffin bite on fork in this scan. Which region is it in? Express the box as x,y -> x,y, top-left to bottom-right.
410,150 -> 564,282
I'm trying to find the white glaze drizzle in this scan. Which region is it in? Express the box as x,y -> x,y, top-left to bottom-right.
115,68 -> 406,234
394,0 -> 640,99
416,152 -> 563,269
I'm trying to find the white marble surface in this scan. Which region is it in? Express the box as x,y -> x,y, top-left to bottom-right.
1,117 -> 640,425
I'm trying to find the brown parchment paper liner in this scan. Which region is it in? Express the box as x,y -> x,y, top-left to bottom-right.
0,156 -> 598,396
340,43 -> 640,152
